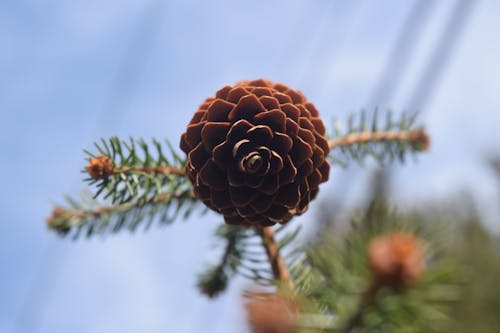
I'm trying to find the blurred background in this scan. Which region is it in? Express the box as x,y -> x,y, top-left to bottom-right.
1,0 -> 499,332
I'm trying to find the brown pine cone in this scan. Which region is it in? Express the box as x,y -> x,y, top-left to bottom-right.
368,233 -> 424,287
180,79 -> 330,227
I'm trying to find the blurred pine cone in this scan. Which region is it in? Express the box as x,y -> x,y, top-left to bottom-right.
368,233 -> 424,287
246,293 -> 299,333
180,79 -> 330,227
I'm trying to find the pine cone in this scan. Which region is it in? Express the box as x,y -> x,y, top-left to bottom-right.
368,233 -> 424,287
180,79 -> 330,227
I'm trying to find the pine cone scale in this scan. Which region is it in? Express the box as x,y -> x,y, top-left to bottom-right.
259,96 -> 280,110
187,143 -> 209,170
201,122 -> 231,151
199,160 -> 227,191
206,99 -> 234,121
278,157 -> 297,185
184,122 -> 205,148
227,87 -> 250,103
247,125 -> 274,145
228,94 -> 266,122
289,136 -> 313,167
227,119 -> 253,141
229,186 -> 255,207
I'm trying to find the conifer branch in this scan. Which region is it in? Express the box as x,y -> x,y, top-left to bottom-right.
257,226 -> 295,290
114,165 -> 185,176
286,209 -> 461,332
198,224 -> 302,297
84,137 -> 187,205
328,128 -> 429,150
328,110 -> 430,166
197,225 -> 249,298
47,188 -> 199,239
340,282 -> 379,333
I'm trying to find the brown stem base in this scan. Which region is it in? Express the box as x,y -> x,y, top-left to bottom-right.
257,226 -> 295,290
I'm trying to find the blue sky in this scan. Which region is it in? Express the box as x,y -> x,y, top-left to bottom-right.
1,0 -> 499,332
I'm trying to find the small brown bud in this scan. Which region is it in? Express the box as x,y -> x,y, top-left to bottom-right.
246,293 -> 299,333
46,207 -> 65,227
368,233 -> 424,287
409,129 -> 430,151
86,155 -> 114,180
46,207 -> 73,234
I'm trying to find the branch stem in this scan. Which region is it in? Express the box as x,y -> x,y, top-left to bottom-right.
57,193 -> 171,219
341,282 -> 381,333
328,128 -> 428,150
257,226 -> 295,290
47,191 -> 192,232
117,165 -> 185,176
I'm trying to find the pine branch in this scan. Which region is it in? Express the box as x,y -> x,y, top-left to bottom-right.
114,165 -> 185,176
328,110 -> 430,166
329,128 -> 429,150
197,224 -> 302,297
46,188 -> 200,239
286,207 -> 461,333
197,225 -> 249,298
84,137 -> 187,205
46,136 -> 202,238
340,282 -> 379,333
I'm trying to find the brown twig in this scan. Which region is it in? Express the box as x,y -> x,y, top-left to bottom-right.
86,155 -> 185,180
46,191 -> 193,232
118,165 -> 185,176
257,226 -> 295,290
328,128 -> 429,150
